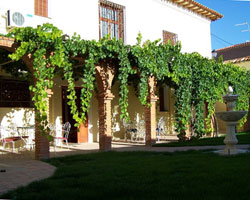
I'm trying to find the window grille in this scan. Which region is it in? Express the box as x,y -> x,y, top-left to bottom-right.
163,30 -> 178,45
0,79 -> 33,107
99,0 -> 125,40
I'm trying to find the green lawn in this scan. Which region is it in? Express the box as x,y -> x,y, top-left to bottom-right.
154,132 -> 250,147
1,151 -> 250,200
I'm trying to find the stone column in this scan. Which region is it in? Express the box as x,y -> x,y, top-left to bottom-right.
145,76 -> 158,146
97,92 -> 114,151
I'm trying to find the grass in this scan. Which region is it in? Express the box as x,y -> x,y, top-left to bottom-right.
153,132 -> 250,147
1,151 -> 250,200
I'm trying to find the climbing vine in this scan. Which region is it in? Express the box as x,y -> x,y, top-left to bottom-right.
130,33 -> 180,106
4,23 -> 250,140
7,24 -> 67,139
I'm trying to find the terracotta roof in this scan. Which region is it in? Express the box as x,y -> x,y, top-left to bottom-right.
215,42 -> 250,62
225,56 -> 250,64
216,42 -> 250,52
166,0 -> 223,21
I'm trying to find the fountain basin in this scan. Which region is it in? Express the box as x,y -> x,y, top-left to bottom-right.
216,111 -> 247,122
223,94 -> 239,102
214,86 -> 249,156
214,149 -> 249,156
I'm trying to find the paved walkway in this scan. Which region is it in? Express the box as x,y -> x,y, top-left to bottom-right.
0,143 -> 249,195
0,159 -> 55,195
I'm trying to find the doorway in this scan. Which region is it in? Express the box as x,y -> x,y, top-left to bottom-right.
62,86 -> 88,143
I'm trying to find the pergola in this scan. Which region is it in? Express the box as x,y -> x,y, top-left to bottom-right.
0,36 -> 158,160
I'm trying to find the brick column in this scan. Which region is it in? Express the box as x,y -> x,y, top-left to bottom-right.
35,119 -> 50,160
35,89 -> 53,160
95,64 -> 115,151
145,76 -> 158,146
97,92 -> 114,151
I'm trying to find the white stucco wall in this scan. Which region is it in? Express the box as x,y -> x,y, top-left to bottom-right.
111,0 -> 212,57
0,0 -> 212,57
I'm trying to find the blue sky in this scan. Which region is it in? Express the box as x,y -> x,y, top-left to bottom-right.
195,0 -> 250,50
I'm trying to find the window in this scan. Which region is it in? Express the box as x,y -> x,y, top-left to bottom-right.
0,79 -> 33,108
35,0 -> 48,17
99,0 -> 124,40
163,30 -> 178,45
159,85 -> 169,112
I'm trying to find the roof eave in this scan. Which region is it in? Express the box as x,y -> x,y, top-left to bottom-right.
166,0 -> 223,21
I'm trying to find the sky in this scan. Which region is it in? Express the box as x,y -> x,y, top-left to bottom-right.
195,0 -> 250,50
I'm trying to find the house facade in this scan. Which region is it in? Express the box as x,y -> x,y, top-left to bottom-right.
214,42 -> 250,70
0,0 -> 222,147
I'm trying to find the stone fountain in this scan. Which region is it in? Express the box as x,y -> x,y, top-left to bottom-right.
215,86 -> 248,155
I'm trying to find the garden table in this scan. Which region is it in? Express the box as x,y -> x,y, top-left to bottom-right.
17,126 -> 35,150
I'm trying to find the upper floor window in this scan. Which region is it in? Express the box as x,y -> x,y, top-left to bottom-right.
163,30 -> 178,45
99,0 -> 124,40
35,0 -> 48,17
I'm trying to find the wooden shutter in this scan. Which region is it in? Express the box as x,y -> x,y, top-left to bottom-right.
163,30 -> 177,45
35,0 -> 48,17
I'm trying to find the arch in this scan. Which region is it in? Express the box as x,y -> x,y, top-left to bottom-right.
73,57 -> 117,150
0,37 -> 50,160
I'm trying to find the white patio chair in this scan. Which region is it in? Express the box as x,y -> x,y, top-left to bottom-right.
123,119 -> 137,141
0,125 -> 20,152
54,122 -> 71,149
45,123 -> 57,152
48,123 -> 57,136
135,120 -> 145,142
21,125 -> 35,150
156,117 -> 165,141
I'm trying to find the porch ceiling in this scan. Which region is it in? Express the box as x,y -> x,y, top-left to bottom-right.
0,37 -> 15,50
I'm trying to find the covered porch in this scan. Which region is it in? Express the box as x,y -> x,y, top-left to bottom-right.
0,36 -> 165,160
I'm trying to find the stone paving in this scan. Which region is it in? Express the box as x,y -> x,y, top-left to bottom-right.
0,142 -> 249,195
0,156 -> 56,195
